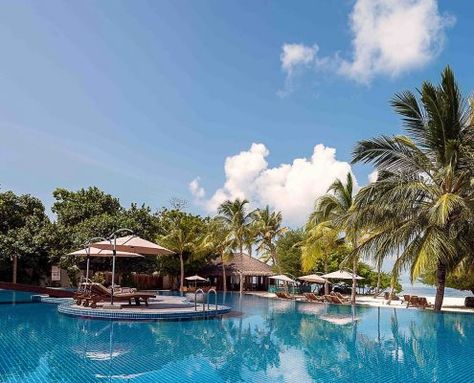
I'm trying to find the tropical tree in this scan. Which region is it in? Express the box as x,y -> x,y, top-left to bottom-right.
0,191 -> 52,284
352,66 -> 474,310
157,210 -> 207,291
254,206 -> 287,267
300,221 -> 346,295
311,172 -> 360,303
202,218 -> 233,291
275,229 -> 304,277
217,199 -> 254,255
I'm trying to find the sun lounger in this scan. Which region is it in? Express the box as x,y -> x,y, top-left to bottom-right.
275,291 -> 293,299
412,296 -> 433,309
304,292 -> 323,302
332,292 -> 350,303
82,283 -> 156,308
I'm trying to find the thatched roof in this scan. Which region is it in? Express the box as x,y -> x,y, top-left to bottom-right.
199,253 -> 274,277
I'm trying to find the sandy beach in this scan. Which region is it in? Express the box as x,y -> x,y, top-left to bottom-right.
245,291 -> 474,314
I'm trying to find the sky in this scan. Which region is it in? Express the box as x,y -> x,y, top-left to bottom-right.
0,0 -> 473,228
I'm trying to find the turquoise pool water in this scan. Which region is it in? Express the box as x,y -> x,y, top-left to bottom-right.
1,292 -> 473,382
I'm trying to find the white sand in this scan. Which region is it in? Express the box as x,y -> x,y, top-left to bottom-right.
245,291 -> 474,314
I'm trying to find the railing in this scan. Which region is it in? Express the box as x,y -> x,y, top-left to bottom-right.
194,288 -> 205,311
207,288 -> 218,311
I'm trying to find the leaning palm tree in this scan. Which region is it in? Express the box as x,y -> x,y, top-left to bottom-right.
202,218 -> 233,291
352,66 -> 474,311
217,199 -> 254,256
311,172 -> 360,304
254,206 -> 287,268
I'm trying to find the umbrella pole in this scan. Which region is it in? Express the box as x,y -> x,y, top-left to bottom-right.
111,235 -> 116,305
85,257 -> 90,282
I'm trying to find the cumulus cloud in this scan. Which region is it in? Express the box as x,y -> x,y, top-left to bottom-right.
279,0 -> 455,88
189,143 -> 356,227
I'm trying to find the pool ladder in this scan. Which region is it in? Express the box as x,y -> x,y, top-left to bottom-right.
194,288 -> 218,312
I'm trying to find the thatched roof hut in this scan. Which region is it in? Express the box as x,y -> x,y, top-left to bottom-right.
200,253 -> 274,277
199,253 -> 274,292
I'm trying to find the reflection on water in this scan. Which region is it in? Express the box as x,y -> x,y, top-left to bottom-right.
1,294 -> 474,382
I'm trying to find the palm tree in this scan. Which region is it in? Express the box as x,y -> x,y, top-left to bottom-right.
311,172 -> 360,304
217,199 -> 253,256
202,218 -> 233,291
300,220 -> 344,295
157,213 -> 204,291
352,66 -> 474,311
254,206 -> 287,268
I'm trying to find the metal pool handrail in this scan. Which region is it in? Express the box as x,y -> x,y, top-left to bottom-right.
194,288 -> 205,311
207,288 -> 217,311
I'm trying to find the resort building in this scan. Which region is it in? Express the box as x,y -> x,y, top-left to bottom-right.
199,253 -> 274,292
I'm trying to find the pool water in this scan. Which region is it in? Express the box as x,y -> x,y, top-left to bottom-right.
1,293 -> 473,382
0,289 -> 34,304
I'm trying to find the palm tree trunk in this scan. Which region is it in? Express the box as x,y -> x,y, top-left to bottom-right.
239,272 -> 244,294
324,259 -> 329,295
179,253 -> 184,291
351,255 -> 357,305
434,261 -> 447,311
221,254 -> 227,292
12,254 -> 18,284
375,257 -> 382,297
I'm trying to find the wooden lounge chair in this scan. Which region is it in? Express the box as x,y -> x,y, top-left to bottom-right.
275,291 -> 293,299
83,283 -> 156,308
304,292 -> 324,303
406,295 -> 418,308
414,297 -> 433,309
332,292 -> 350,303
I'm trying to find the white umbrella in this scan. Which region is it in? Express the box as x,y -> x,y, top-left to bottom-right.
92,235 -> 174,256
185,274 -> 207,288
185,275 -> 207,281
298,274 -> 327,284
91,235 -> 174,304
322,270 -> 364,280
269,274 -> 297,284
69,246 -> 144,283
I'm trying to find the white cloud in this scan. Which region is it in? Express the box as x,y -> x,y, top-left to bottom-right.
368,170 -> 378,183
190,143 -> 356,227
279,0 -> 455,87
281,43 -> 318,76
189,177 -> 205,199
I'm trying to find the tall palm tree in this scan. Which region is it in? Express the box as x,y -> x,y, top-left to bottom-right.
352,66 -> 474,311
254,206 -> 287,268
311,172 -> 360,304
202,218 -> 233,291
157,213 -> 204,291
217,199 -> 253,256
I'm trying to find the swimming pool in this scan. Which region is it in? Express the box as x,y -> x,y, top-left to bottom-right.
1,293 -> 473,382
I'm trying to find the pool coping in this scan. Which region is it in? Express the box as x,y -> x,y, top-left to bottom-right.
57,301 -> 232,321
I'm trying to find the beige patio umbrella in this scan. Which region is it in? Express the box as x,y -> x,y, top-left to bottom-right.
269,274 -> 297,284
185,274 -> 207,288
298,274 -> 327,284
322,270 -> 363,280
69,246 -> 144,283
91,235 -> 174,304
92,235 -> 174,256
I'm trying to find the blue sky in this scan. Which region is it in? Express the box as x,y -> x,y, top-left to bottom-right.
0,0 -> 472,226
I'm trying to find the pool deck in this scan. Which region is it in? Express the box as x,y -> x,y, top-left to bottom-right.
55,295 -> 231,321
245,291 -> 474,314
